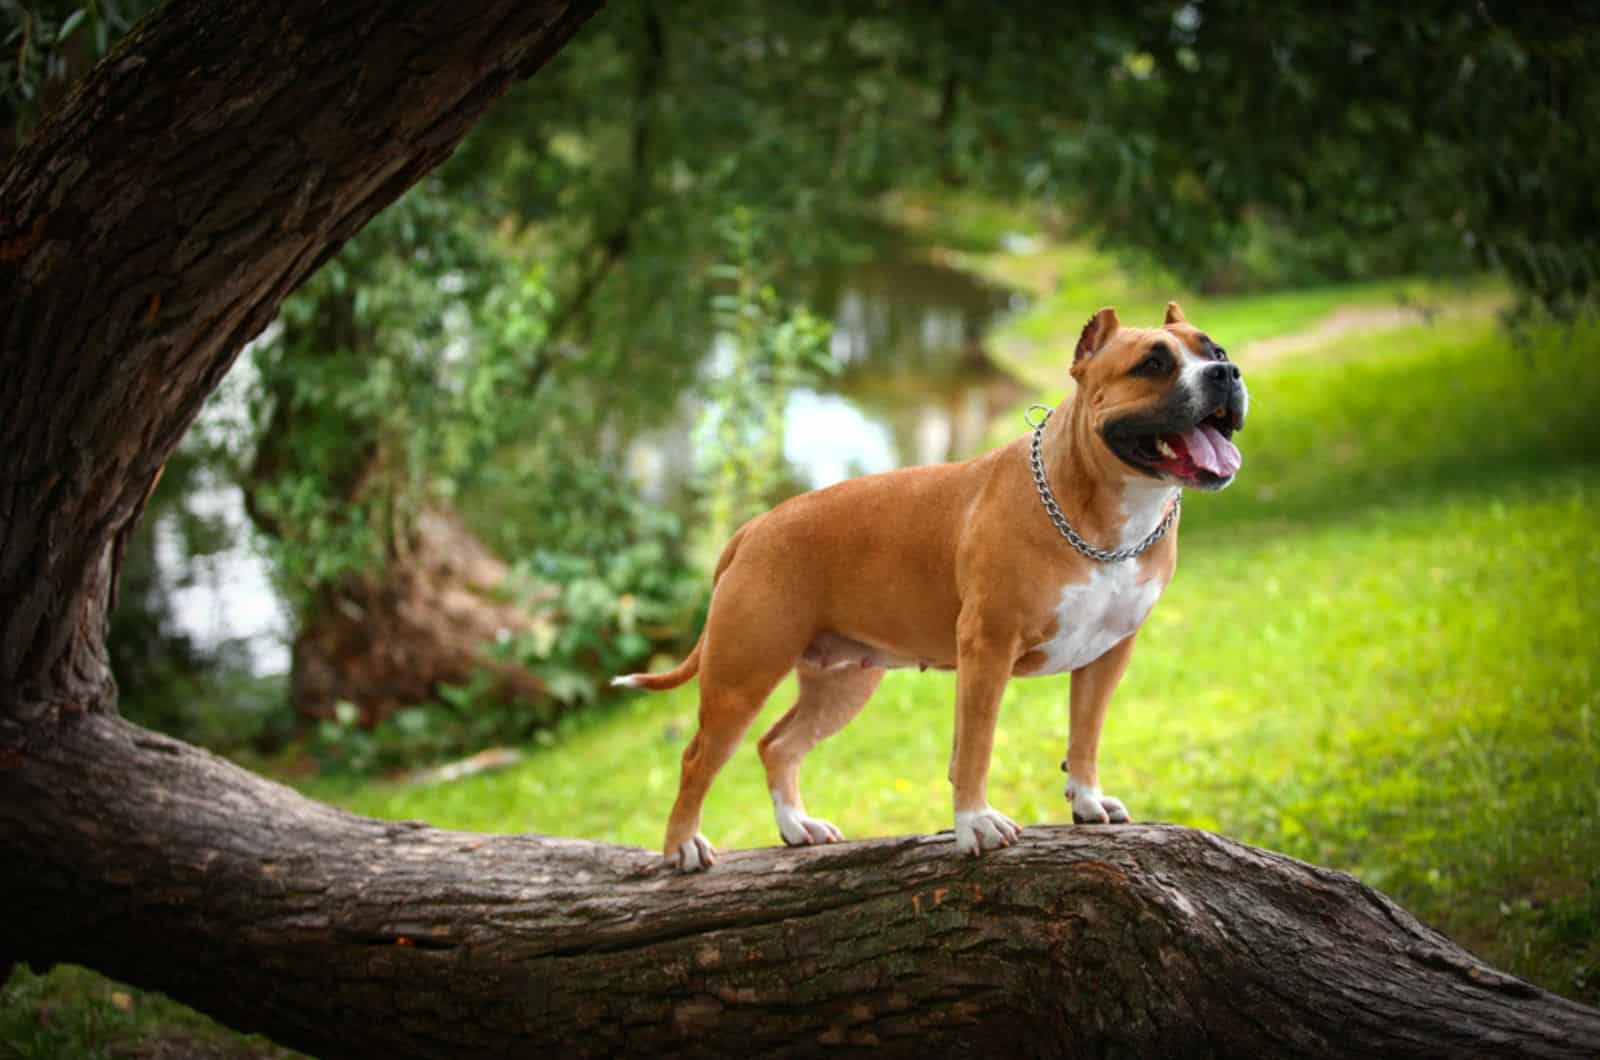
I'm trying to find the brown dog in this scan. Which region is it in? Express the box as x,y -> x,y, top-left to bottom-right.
614,302 -> 1247,871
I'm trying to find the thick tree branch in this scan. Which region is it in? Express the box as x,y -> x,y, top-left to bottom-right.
2,712 -> 1597,1059
0,0 -> 603,722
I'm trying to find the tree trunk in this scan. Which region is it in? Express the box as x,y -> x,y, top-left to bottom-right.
1,711 -> 1596,1059
0,0 -> 601,724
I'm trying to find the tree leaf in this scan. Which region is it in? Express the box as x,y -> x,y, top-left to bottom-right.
57,10 -> 88,44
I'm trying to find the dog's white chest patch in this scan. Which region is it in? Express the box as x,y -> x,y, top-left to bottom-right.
1026,562 -> 1162,675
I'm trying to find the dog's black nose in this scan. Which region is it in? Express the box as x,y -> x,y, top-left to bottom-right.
1205,362 -> 1240,383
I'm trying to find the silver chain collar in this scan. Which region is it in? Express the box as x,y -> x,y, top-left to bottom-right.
1026,404 -> 1179,563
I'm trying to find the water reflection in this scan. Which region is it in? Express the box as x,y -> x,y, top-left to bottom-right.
819,259 -> 1014,374
782,390 -> 895,486
107,349 -> 293,698
151,467 -> 290,675
629,257 -> 1027,497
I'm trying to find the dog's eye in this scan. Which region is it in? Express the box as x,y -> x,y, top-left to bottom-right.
1132,346 -> 1173,376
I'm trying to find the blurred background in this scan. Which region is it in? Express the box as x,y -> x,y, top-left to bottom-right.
3,1 -> 1598,1052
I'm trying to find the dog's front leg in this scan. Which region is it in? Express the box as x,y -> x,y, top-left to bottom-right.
1063,633 -> 1136,824
949,615 -> 1022,855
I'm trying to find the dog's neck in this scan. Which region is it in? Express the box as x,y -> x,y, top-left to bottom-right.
1040,394 -> 1178,554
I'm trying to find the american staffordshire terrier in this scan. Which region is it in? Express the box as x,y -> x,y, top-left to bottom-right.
614,302 -> 1247,871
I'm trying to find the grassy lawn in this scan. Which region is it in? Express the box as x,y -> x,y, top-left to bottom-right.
7,290 -> 1597,1053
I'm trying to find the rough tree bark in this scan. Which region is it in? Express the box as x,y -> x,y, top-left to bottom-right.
2,2 -> 1599,1058
0,0 -> 600,723
4,713 -> 1598,1059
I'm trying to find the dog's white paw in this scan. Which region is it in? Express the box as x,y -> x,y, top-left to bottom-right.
772,794 -> 844,846
954,806 -> 1021,855
1066,779 -> 1131,825
666,833 -> 716,872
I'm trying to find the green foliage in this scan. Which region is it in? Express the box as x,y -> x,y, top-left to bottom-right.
463,1 -> 1596,317
695,209 -> 836,554
11,1 -> 1598,321
457,2 -> 1597,311
306,678 -> 523,776
501,497 -> 702,704
1025,3 -> 1600,311
0,0 -> 157,134
295,499 -> 700,775
302,307 -> 1600,1006
236,167 -> 716,768
433,2 -> 882,438
243,183 -> 553,611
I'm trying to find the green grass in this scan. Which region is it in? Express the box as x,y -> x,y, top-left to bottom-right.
0,964 -> 302,1059
301,311 -> 1600,1006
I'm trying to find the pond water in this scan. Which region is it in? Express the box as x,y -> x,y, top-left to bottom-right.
627,258 -> 1029,500
129,254 -> 1027,679
129,360 -> 296,678
152,467 -> 292,674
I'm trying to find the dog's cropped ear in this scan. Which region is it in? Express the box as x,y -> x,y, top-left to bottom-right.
1164,301 -> 1186,325
1073,307 -> 1121,371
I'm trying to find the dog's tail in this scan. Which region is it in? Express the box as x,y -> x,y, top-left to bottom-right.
610,634 -> 703,692
609,522 -> 750,694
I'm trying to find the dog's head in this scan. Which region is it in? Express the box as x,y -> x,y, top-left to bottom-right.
1069,302 -> 1247,491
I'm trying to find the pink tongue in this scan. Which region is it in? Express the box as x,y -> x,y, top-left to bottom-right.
1180,424 -> 1242,477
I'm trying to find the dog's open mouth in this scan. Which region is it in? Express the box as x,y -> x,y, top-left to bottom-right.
1113,406 -> 1242,488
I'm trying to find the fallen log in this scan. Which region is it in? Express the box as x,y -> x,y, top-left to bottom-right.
2,712 -> 1596,1059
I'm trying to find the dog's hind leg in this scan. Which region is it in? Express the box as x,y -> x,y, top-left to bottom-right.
662,584 -> 810,872
664,682 -> 785,871
757,662 -> 884,847
664,685 -> 781,872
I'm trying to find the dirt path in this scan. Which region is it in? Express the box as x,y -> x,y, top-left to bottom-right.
1238,300 -> 1500,367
